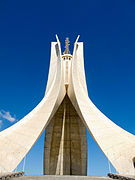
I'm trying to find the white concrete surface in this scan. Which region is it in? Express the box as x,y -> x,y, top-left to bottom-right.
0,37 -> 66,173
0,35 -> 135,175
68,39 -> 135,175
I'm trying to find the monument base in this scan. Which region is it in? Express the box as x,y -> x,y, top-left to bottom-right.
11,175 -> 110,180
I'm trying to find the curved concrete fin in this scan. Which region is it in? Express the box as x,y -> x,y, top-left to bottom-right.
69,41 -> 135,175
74,35 -> 80,44
0,42 -> 66,173
73,40 -> 88,95
45,36 -> 62,95
56,34 -> 60,45
45,42 -> 58,95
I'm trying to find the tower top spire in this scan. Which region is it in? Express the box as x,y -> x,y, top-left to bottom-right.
63,37 -> 70,54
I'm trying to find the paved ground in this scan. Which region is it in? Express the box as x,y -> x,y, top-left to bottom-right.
11,176 -> 111,180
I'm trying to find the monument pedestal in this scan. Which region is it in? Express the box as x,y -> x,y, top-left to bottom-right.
12,176 -> 110,180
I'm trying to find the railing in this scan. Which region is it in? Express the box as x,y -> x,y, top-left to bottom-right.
0,172 -> 24,179
108,173 -> 135,180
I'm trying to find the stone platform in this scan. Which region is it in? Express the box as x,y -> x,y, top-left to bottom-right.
11,176 -> 110,180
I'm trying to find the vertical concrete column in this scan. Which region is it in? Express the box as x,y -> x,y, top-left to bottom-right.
44,95 -> 87,175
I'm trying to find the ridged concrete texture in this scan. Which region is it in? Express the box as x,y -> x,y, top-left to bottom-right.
44,95 -> 87,175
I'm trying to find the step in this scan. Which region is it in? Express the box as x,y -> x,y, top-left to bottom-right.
11,176 -> 110,180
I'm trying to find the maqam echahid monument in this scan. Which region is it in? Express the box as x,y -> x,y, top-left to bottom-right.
0,35 -> 135,176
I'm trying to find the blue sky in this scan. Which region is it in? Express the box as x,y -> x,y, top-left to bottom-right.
0,0 -> 135,176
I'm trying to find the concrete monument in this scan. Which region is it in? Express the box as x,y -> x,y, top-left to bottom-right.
0,36 -> 135,176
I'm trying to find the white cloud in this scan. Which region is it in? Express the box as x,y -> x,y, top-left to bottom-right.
0,110 -> 16,123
